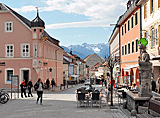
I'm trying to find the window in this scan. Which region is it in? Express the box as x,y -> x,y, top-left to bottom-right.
131,16 -> 134,28
40,69 -> 43,79
45,68 -> 47,80
44,46 -> 46,58
5,68 -> 14,83
33,43 -> 37,57
144,4 -> 147,19
48,48 -> 50,59
21,44 -> 30,57
5,44 -> 14,57
122,26 -> 124,36
128,20 -> 130,31
7,70 -> 13,81
122,46 -> 124,56
125,45 -> 127,55
135,12 -> 138,26
150,0 -> 154,13
40,29 -> 42,32
34,29 -> 36,32
39,44 -> 42,57
5,21 -> 13,32
155,29 -> 158,45
151,29 -> 155,48
132,41 -> 134,53
125,23 -> 126,34
159,0 -> 160,8
128,43 -> 130,54
136,39 -> 138,52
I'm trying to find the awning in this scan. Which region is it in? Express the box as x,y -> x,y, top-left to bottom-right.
123,64 -> 139,72
150,55 -> 160,60
71,75 -> 79,78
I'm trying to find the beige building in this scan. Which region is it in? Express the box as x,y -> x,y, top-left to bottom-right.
84,53 -> 104,71
141,0 -> 160,81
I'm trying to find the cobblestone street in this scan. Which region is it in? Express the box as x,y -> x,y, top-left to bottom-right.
0,84 -> 131,118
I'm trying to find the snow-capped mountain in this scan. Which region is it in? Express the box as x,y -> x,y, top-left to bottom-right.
61,43 -> 109,59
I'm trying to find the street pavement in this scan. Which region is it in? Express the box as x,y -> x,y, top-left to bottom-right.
0,84 -> 133,118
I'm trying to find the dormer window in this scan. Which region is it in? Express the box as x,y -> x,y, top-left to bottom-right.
34,29 -> 36,32
5,21 -> 13,32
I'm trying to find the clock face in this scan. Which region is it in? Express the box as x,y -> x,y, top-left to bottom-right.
33,33 -> 37,39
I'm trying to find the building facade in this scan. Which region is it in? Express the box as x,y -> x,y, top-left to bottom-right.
118,0 -> 141,86
0,3 -> 63,88
141,0 -> 160,81
108,22 -> 120,84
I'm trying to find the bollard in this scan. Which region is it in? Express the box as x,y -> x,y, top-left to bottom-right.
64,85 -> 65,89
67,84 -> 68,88
60,85 -> 61,90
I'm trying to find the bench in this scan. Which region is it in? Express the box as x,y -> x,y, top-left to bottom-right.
148,99 -> 160,117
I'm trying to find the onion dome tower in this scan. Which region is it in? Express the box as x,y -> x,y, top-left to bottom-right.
31,7 -> 45,40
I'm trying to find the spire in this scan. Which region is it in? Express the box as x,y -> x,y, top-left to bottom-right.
31,7 -> 45,28
104,54 -> 107,61
36,7 -> 39,17
70,47 -> 72,54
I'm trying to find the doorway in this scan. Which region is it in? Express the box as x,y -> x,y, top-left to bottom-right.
23,70 -> 29,83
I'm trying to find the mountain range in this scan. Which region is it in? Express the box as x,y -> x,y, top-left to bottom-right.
61,43 -> 109,59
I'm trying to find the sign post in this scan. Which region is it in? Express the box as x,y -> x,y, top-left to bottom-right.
11,75 -> 19,99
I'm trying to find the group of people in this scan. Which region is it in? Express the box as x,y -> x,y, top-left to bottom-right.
20,78 -> 56,105
151,76 -> 160,94
44,78 -> 56,90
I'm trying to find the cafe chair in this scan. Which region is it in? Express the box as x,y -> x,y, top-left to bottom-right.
91,92 -> 101,108
77,93 -> 87,108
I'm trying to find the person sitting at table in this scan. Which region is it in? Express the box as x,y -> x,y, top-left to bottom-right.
131,82 -> 139,91
88,84 -> 94,92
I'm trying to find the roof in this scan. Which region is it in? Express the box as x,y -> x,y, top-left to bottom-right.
94,62 -> 102,68
1,3 -> 63,49
84,54 -> 92,61
63,58 -> 70,64
31,11 -> 45,28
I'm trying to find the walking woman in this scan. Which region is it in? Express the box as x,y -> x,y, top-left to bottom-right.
35,78 -> 44,105
156,76 -> 160,94
20,79 -> 27,98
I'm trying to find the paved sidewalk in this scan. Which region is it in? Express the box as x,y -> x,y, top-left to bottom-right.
1,84 -> 134,118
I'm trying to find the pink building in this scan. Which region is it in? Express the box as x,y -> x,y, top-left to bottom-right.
0,3 -> 64,88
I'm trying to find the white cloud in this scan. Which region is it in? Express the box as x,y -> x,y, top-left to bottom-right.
13,0 -> 128,29
13,5 -> 37,13
46,20 -> 110,29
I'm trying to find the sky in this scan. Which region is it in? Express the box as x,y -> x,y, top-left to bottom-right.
1,0 -> 128,46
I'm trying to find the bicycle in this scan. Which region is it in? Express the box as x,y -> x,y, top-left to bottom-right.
0,89 -> 10,104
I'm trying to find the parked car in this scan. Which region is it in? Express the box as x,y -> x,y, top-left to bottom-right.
84,79 -> 90,86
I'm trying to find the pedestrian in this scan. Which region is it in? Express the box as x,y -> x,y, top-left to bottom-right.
46,78 -> 50,90
27,79 -> 33,97
156,76 -> 160,94
102,78 -> 104,87
151,77 -> 156,91
20,79 -> 27,98
51,78 -> 55,89
35,78 -> 44,105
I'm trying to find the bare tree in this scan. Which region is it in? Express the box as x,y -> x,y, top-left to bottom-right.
106,54 -> 120,106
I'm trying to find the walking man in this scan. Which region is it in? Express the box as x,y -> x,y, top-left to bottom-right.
28,79 -> 33,97
46,78 -> 50,90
